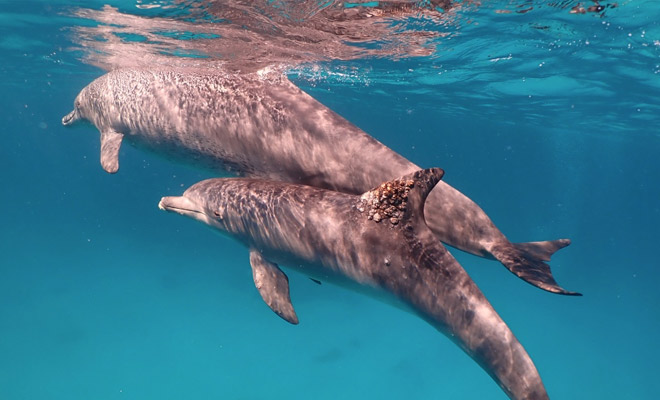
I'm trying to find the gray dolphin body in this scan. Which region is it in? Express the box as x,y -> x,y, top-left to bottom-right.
159,168 -> 550,400
62,68 -> 578,295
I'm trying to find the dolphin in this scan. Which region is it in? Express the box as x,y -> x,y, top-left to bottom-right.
62,68 -> 579,295
159,168 -> 550,400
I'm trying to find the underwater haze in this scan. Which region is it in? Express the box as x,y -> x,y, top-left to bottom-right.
1,0 -> 659,399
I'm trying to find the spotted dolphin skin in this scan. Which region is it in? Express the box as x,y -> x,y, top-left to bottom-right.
159,168 -> 550,400
62,68 -> 579,296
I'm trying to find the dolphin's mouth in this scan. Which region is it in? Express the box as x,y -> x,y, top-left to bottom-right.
158,196 -> 204,217
62,109 -> 78,126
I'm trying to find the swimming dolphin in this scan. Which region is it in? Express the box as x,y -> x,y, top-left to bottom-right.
159,168 -> 550,400
62,68 -> 578,295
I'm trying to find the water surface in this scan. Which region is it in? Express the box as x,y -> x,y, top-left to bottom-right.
1,1 -> 659,399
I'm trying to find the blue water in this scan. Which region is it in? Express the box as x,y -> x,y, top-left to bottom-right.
1,1 -> 659,399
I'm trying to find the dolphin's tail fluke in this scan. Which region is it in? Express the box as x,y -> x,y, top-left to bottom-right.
513,239 -> 571,262
490,240 -> 581,296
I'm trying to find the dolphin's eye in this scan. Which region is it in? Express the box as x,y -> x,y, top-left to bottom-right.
213,211 -> 221,217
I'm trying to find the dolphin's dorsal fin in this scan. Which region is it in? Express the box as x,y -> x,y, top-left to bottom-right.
100,129 -> 123,174
357,168 -> 444,227
249,249 -> 299,325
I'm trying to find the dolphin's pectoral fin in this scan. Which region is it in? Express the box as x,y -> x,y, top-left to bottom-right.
490,243 -> 582,296
100,129 -> 123,174
249,249 -> 299,324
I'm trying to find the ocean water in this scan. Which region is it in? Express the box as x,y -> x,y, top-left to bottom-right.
1,0 -> 659,399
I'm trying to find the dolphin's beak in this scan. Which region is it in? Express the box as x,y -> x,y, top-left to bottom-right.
159,196 -> 204,218
62,109 -> 79,126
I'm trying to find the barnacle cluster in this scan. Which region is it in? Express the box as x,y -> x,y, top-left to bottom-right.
356,179 -> 415,225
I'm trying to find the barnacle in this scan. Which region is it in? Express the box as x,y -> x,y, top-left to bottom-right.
356,178 -> 414,225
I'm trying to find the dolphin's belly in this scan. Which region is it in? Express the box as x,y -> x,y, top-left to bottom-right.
126,126 -> 254,176
260,245 -> 412,313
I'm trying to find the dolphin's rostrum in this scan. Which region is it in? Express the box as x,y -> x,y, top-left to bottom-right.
159,168 -> 550,400
63,68 -> 579,296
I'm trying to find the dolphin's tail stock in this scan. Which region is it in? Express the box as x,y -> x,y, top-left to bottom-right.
415,249 -> 551,400
425,261 -> 551,400
377,168 -> 550,400
490,239 -> 581,296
